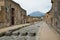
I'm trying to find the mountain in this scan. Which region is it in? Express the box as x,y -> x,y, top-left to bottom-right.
28,11 -> 45,17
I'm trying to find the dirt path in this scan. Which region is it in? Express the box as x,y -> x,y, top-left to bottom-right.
36,21 -> 60,40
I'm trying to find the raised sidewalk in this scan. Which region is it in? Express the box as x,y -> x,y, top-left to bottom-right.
0,24 -> 30,35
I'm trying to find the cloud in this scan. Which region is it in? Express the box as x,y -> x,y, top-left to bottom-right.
13,0 -> 52,15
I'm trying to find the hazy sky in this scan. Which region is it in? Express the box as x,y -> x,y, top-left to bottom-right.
13,0 -> 52,15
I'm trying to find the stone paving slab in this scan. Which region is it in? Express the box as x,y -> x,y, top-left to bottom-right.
0,24 -> 30,34
36,21 -> 60,40
0,22 -> 40,40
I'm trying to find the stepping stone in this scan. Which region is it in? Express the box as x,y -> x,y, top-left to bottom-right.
21,32 -> 28,36
28,32 -> 36,36
12,32 -> 20,36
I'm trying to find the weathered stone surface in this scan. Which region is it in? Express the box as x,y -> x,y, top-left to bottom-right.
4,30 -> 12,36
45,0 -> 60,34
0,0 -> 26,27
28,32 -> 36,36
21,32 -> 28,36
12,32 -> 20,36
26,15 -> 41,23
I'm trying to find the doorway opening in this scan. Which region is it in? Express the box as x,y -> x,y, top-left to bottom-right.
11,8 -> 15,25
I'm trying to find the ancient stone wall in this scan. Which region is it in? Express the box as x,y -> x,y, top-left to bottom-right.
0,0 -> 26,28
45,0 -> 60,34
20,9 -> 27,24
0,0 -> 7,27
53,0 -> 60,33
26,16 -> 40,23
0,0 -> 5,6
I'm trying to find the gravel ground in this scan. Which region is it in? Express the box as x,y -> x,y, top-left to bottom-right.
0,22 -> 41,40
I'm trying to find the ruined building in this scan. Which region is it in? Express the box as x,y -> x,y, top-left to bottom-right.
26,15 -> 41,23
0,0 -> 26,27
45,0 -> 60,33
26,15 -> 33,23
